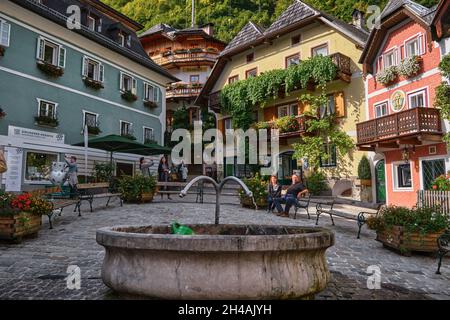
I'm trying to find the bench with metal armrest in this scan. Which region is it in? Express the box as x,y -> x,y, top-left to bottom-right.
356,205 -> 384,239
294,193 -> 311,219
436,231 -> 450,275
75,182 -> 123,214
315,197 -> 336,226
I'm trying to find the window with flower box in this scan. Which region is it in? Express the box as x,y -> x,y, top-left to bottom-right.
278,103 -> 298,118
405,35 -> 424,58
36,37 -> 66,68
82,56 -> 104,83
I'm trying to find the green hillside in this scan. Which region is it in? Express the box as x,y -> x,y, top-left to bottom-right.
102,0 -> 439,43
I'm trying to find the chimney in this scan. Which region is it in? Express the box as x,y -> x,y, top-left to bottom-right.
352,9 -> 365,29
202,23 -> 214,36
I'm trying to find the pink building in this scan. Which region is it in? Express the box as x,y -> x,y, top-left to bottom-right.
358,0 -> 449,207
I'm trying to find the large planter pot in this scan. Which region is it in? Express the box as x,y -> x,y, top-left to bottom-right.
97,224 -> 335,299
240,196 -> 268,209
140,192 -> 154,203
376,226 -> 443,255
0,213 -> 42,243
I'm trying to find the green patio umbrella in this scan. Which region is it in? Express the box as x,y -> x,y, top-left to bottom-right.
73,134 -> 171,164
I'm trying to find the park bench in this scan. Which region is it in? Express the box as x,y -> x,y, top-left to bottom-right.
436,231 -> 450,275
314,197 -> 383,239
156,182 -> 204,203
75,182 -> 123,214
293,193 -> 311,220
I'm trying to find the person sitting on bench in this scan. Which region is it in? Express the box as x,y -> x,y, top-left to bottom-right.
268,175 -> 283,213
277,175 -> 309,218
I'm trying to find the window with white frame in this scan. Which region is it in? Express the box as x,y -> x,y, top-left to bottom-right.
84,111 -> 98,128
120,121 -> 132,136
144,82 -> 159,102
405,35 -> 424,58
82,56 -> 104,82
37,37 -> 66,68
312,44 -> 329,57
38,99 -> 57,119
0,20 -> 11,47
143,127 -> 154,143
224,118 -> 233,130
383,49 -> 397,69
120,73 -> 137,94
319,95 -> 335,118
278,103 -> 298,118
320,144 -> 337,168
375,101 -> 388,118
408,90 -> 426,108
87,16 -> 96,31
394,163 -> 412,189
118,33 -> 125,47
286,53 -> 300,67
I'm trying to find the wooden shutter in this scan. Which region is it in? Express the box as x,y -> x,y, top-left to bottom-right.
298,100 -> 311,114
263,107 -> 277,121
334,92 -> 346,118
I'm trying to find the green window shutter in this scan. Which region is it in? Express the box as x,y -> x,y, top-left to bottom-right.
58,47 -> 66,68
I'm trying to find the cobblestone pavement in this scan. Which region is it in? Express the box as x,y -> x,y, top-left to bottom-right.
0,195 -> 449,300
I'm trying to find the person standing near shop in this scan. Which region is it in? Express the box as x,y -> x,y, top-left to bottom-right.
139,157 -> 154,177
65,155 -> 78,197
158,156 -> 171,200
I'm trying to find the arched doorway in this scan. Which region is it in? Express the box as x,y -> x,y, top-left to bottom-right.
278,151 -> 299,185
375,160 -> 386,204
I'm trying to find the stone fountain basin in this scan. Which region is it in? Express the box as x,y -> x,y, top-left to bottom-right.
96,224 -> 335,300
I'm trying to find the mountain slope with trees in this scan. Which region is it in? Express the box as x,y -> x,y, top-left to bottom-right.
102,0 -> 439,42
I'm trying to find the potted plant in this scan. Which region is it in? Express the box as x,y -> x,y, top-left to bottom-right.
0,192 -> 52,243
398,55 -> 422,78
36,60 -> 64,77
143,100 -> 158,108
367,206 -> 449,255
83,77 -> 104,90
376,66 -> 398,86
357,155 -> 372,186
239,174 -> 268,209
121,90 -> 138,102
35,115 -> 59,127
117,175 -> 157,203
274,116 -> 300,134
432,172 -> 450,191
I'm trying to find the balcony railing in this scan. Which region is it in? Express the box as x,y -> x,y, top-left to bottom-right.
167,84 -> 203,99
265,115 -> 314,139
152,51 -> 219,66
356,107 -> 442,146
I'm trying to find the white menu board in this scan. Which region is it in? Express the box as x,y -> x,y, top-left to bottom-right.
5,147 -> 23,192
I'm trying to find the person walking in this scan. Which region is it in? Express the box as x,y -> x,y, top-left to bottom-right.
158,156 -> 171,200
180,161 -> 188,183
65,155 -> 78,198
268,175 -> 283,213
276,174 -> 309,218
139,157 -> 154,177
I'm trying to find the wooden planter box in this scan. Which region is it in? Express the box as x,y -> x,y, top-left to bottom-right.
141,192 -> 154,203
0,213 -> 42,243
376,226 -> 443,255
240,197 -> 268,209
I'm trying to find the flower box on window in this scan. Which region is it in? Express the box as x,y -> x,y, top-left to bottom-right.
189,48 -> 203,53
191,83 -> 203,88
121,133 -> 136,141
143,100 -> 158,109
36,60 -> 64,78
0,46 -> 5,57
83,77 -> 104,90
144,138 -> 158,145
162,50 -> 172,57
376,66 -> 398,86
398,56 -> 422,78
87,125 -> 101,135
35,115 -> 59,127
174,49 -> 188,54
206,47 -> 218,53
121,90 -> 138,102
0,108 -> 6,119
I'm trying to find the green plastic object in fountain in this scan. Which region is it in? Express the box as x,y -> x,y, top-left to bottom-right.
171,222 -> 195,235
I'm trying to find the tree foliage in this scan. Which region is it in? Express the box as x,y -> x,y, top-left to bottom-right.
102,0 -> 438,43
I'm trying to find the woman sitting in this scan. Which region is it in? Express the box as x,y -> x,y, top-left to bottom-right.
267,175 -> 283,214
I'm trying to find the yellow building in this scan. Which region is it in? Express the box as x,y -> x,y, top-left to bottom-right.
197,0 -> 369,196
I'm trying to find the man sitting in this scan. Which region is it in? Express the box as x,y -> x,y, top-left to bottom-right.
276,175 -> 309,218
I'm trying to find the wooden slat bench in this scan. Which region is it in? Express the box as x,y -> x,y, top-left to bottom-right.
75,182 -> 123,214
156,182 -> 203,203
436,231 -> 450,275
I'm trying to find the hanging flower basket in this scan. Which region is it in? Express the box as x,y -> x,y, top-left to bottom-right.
87,125 -> 101,135
35,115 -> 59,127
143,100 -> 158,109
376,66 -> 398,86
121,133 -> 136,141
398,56 -> 422,78
36,60 -> 64,78
121,90 -> 138,102
83,77 -> 104,90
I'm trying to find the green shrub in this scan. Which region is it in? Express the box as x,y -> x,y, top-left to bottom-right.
118,175 -> 157,203
439,54 -> 450,78
274,116 -> 299,133
93,162 -> 115,183
239,173 -> 268,204
357,155 -> 372,180
306,171 -> 328,195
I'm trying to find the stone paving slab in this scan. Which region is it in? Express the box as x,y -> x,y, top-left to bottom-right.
0,195 -> 448,300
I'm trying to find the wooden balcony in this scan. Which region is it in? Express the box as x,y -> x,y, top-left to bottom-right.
330,52 -> 352,83
263,115 -> 314,144
356,108 -> 443,150
152,51 -> 219,67
167,84 -> 203,100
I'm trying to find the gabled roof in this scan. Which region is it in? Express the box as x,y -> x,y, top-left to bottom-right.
10,0 -> 178,82
220,22 -> 265,56
139,23 -> 177,38
264,0 -> 318,35
359,0 -> 438,69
